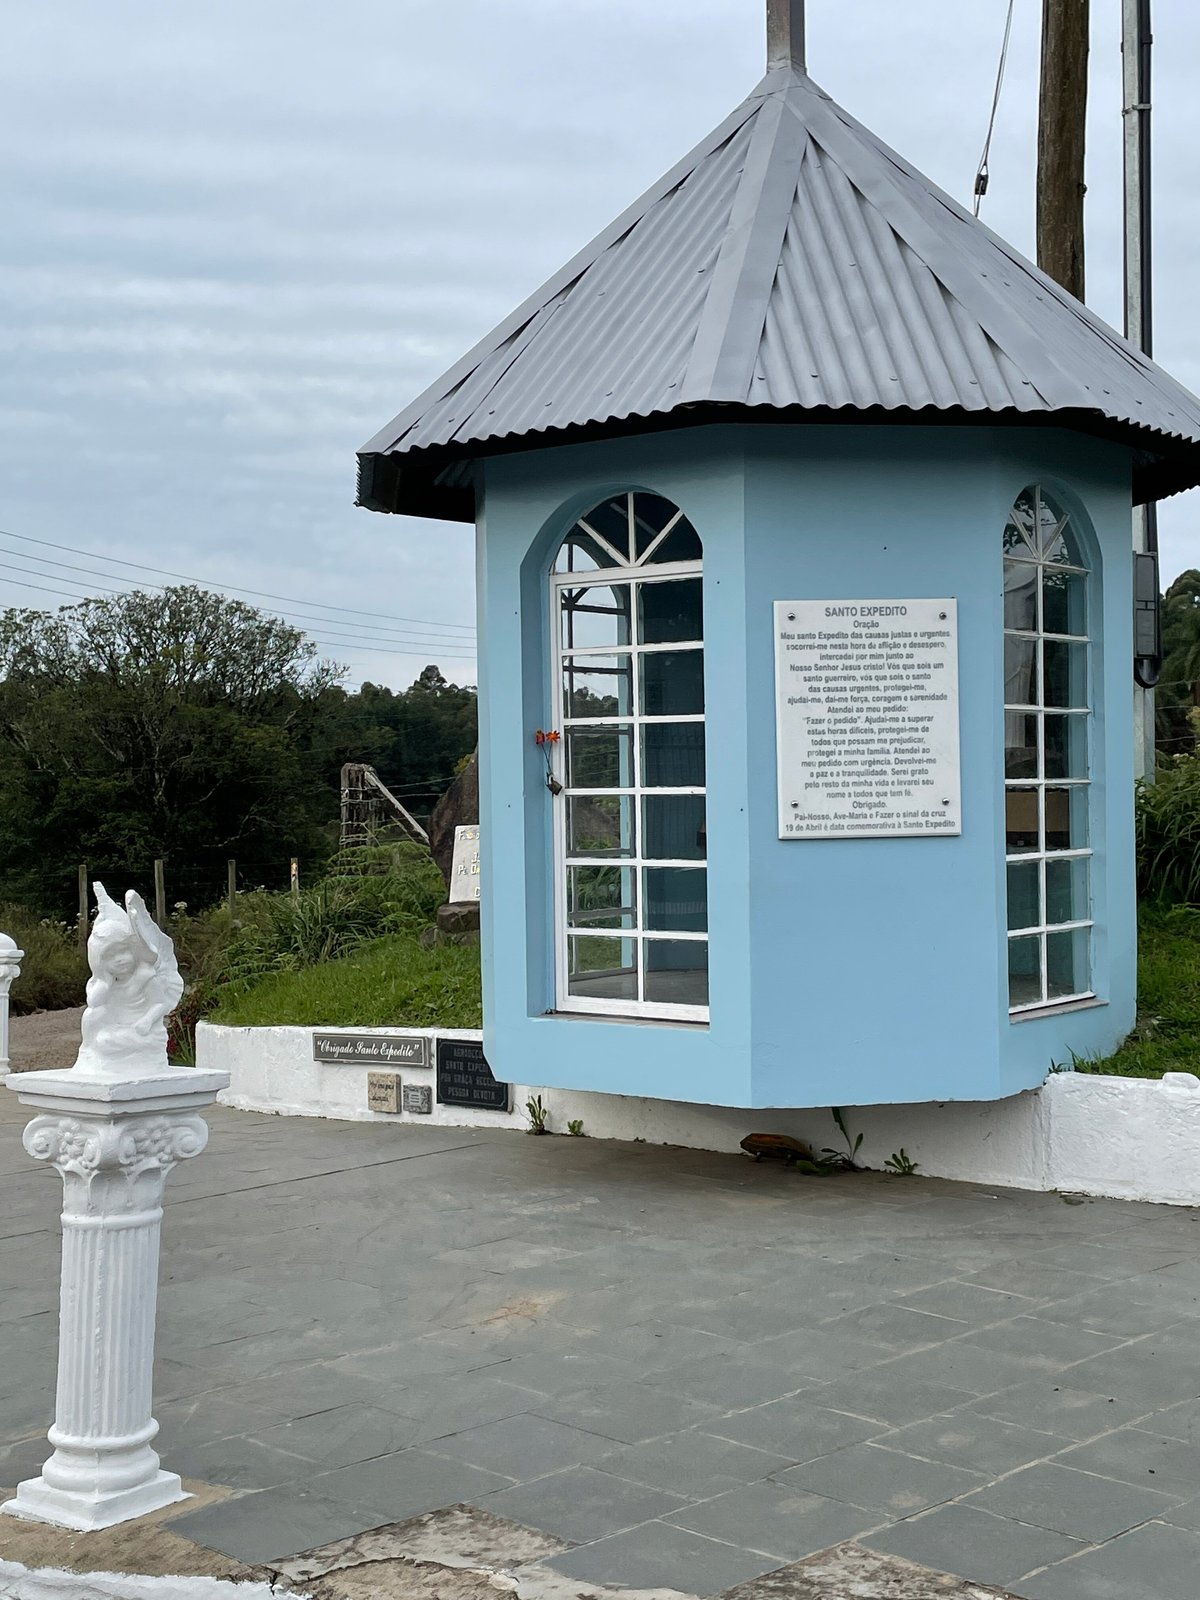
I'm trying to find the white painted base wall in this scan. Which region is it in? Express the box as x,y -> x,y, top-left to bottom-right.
198,1022 -> 1200,1207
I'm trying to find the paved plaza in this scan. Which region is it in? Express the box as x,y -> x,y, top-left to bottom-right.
3,1092 -> 1200,1598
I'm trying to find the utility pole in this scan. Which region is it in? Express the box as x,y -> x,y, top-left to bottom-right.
1037,0 -> 1089,300
1125,0 -> 1160,779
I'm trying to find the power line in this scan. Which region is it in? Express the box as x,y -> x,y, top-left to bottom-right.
0,527 -> 476,634
0,546 -> 475,649
973,0 -> 1016,217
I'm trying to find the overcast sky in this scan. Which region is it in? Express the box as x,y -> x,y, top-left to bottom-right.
3,0 -> 1198,688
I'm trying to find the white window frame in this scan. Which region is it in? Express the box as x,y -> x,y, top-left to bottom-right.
548,499 -> 708,1024
1003,488 -> 1094,1015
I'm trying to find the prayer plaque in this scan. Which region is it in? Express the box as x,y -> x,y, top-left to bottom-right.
436,1038 -> 510,1112
367,1072 -> 402,1114
313,1032 -> 429,1066
775,599 -> 961,839
402,1082 -> 433,1116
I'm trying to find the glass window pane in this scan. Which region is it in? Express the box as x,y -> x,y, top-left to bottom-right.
564,655 -> 632,718
1044,713 -> 1088,780
643,939 -> 708,1007
1047,926 -> 1090,1000
577,497 -> 631,563
568,866 -> 636,930
1004,490 -> 1038,555
1043,640 -> 1088,708
629,493 -> 685,559
569,935 -> 638,1003
639,578 -> 703,644
561,583 -> 631,651
1042,568 -> 1087,636
1046,857 -> 1089,926
1005,788 -> 1040,854
566,726 -> 633,790
644,867 -> 707,933
645,519 -> 702,565
643,723 -> 705,788
1004,636 -> 1039,707
1007,860 -> 1040,931
1004,560 -> 1038,631
643,795 -> 706,861
568,794 -> 634,858
554,530 -> 606,574
1005,711 -> 1039,779
641,650 -> 704,717
1045,786 -> 1088,851
1008,934 -> 1042,1008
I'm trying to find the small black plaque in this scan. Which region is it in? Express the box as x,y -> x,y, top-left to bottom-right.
436,1038 -> 510,1112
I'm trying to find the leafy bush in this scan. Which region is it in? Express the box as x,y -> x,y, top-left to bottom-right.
0,904 -> 89,1014
1136,756 -> 1200,904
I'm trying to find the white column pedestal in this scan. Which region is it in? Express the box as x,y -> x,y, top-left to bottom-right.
2,1067 -> 228,1531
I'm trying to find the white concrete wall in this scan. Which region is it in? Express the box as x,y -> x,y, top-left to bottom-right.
199,1022 -> 1200,1206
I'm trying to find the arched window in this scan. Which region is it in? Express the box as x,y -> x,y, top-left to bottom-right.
550,492 -> 707,1021
1003,486 -> 1092,1011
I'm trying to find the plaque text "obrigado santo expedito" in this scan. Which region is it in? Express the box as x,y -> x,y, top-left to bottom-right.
774,599 -> 961,840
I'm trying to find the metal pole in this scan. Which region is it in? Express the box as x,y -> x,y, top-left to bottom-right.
766,0 -> 806,71
1125,0 -> 1159,777
226,859 -> 236,920
154,859 -> 166,928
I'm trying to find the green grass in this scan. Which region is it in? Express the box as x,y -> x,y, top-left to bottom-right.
1078,907 -> 1200,1079
209,934 -> 481,1030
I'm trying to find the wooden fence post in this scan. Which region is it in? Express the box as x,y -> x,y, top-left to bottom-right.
154,859 -> 166,927
227,859 -> 236,920
77,864 -> 88,953
290,858 -> 300,900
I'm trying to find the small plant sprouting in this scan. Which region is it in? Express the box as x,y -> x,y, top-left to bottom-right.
821,1106 -> 863,1171
567,1119 -> 585,1137
884,1148 -> 919,1176
525,1094 -> 549,1135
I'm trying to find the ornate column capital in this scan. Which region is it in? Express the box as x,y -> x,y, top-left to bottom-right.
23,1112 -> 209,1187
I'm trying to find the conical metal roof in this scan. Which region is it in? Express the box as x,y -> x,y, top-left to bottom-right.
358,64 -> 1200,520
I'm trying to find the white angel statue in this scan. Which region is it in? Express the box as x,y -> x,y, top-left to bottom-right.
74,884 -> 185,1078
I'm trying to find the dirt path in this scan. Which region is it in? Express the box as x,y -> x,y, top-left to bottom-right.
8,1007 -> 84,1072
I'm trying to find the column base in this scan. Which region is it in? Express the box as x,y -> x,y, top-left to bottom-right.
1,1469 -> 187,1532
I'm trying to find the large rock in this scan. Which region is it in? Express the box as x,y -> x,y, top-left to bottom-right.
428,749 -> 478,891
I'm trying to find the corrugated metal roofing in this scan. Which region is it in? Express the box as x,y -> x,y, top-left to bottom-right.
359,65 -> 1200,519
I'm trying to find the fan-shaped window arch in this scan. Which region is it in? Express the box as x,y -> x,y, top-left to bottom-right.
550,492 -> 708,1021
1003,486 -> 1093,1011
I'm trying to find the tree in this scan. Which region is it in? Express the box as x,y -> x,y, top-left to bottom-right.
1157,570 -> 1200,760
0,587 -> 342,914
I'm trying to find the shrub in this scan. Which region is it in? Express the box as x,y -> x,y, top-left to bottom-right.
1136,756 -> 1200,904
0,905 -> 89,1014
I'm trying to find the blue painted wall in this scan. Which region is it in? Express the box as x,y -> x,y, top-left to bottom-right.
477,424 -> 1136,1108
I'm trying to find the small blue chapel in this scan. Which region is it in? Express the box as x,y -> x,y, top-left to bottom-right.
357,3 -> 1200,1108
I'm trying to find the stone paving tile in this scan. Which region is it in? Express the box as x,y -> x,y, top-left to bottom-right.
0,1432 -> 51,1491
894,1281 -> 1025,1323
664,1479 -> 880,1562
776,1441 -> 986,1516
962,1261 -> 1109,1302
544,1519 -> 782,1596
1053,1424 -> 1200,1498
811,1370 -> 979,1427
534,1379 -> 725,1444
1151,1397 -> 1200,1443
161,1431 -> 317,1491
1059,1344 -> 1200,1413
168,1485 -> 383,1565
306,1448 -> 514,1523
744,1327 -> 901,1380
961,1460 -> 1178,1543
422,1412 -> 616,1476
593,1430 -> 797,1498
252,1401 -> 422,1469
477,1463 -> 689,1543
639,1351 -> 819,1411
707,1398 -> 886,1459
879,1412 -> 1073,1476
1036,1285 -> 1199,1338
953,1315 -> 1129,1372
848,1341 -> 1049,1399
966,1379 -> 1146,1439
1017,1520 -> 1200,1599
815,1302 -> 969,1350
862,1503 -> 1088,1590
